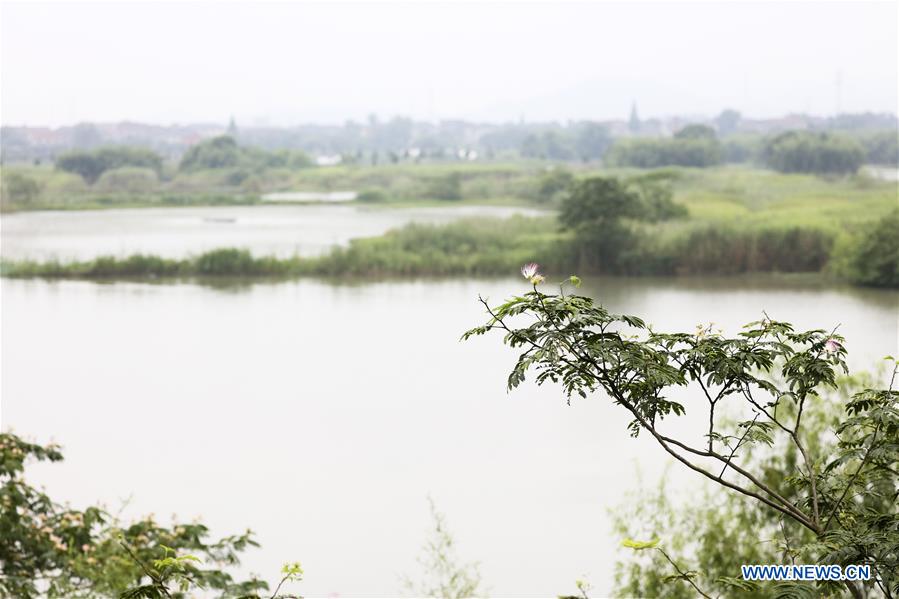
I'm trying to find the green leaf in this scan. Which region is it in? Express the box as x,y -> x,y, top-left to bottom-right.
622,537 -> 660,550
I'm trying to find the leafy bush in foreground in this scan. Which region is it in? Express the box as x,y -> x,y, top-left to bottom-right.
0,433 -> 289,598
466,275 -> 898,597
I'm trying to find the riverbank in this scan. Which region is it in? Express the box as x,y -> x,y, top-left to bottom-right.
3,167 -> 895,287
3,212 -> 895,287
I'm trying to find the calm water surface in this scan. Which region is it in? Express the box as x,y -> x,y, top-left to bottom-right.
1,204 -> 546,261
2,275 -> 896,596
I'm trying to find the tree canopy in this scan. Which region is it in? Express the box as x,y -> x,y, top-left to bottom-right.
763,131 -> 865,175
466,278 -> 899,598
558,175 -> 687,272
56,147 -> 163,184
606,135 -> 722,168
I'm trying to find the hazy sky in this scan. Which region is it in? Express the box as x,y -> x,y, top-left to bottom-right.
1,1 -> 897,127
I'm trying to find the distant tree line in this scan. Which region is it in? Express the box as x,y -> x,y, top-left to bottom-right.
605,125 -> 723,168
52,137 -> 314,189
178,135 -> 312,172
762,131 -> 865,175
56,146 -> 162,183
519,122 -> 613,162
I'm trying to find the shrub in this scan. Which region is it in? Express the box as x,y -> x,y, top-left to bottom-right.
94,167 -> 159,193
179,136 -> 241,171
860,131 -> 899,166
834,210 -> 899,288
427,172 -> 463,201
56,146 -> 163,183
763,131 -> 864,175
193,248 -> 257,275
607,137 -> 722,168
357,189 -> 388,203
0,172 -> 41,205
534,168 -> 574,203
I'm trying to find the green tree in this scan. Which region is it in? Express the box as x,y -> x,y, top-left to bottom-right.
535,168 -> 575,204
179,136 -> 242,171
427,172 -> 463,201
611,372 -> 892,599
0,432 -> 292,598
764,131 -> 865,175
606,137 -> 722,168
835,210 -> 899,288
559,176 -> 685,272
673,124 -> 717,140
0,172 -> 41,205
56,147 -> 163,184
861,132 -> 899,166
465,280 -> 898,598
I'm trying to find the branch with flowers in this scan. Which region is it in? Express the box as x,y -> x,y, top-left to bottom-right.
464,264 -> 898,599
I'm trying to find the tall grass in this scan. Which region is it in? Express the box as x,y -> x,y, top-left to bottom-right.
1,217 -> 564,279
3,214 -> 884,284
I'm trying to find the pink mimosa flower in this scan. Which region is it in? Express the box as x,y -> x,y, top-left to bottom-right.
521,263 -> 540,279
824,338 -> 842,354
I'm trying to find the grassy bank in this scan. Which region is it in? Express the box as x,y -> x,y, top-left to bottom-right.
4,163 -> 894,216
0,161 -> 547,212
3,166 -> 895,287
0,216 -> 563,279
3,212 -> 895,287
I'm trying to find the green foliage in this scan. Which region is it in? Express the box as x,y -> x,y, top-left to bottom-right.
357,189 -> 388,203
833,209 -> 899,288
625,171 -> 688,222
860,131 -> 899,166
0,432 -> 271,598
656,225 -> 834,275
558,176 -> 685,272
607,136 -> 723,168
534,169 -> 575,204
764,131 -> 865,175
722,134 -> 763,164
179,136 -> 312,176
0,171 -> 41,205
426,172 -> 463,201
179,136 -> 242,171
612,370 -> 899,599
402,498 -> 484,599
521,131 -> 576,161
95,167 -> 159,194
516,123 -> 611,162
56,147 -> 163,184
674,124 -> 717,140
2,164 -> 895,286
313,216 -> 565,277
466,285 -> 898,597
0,217 -> 564,279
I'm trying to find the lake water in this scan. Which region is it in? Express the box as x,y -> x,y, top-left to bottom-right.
0,204 -> 546,261
2,273 -> 896,596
